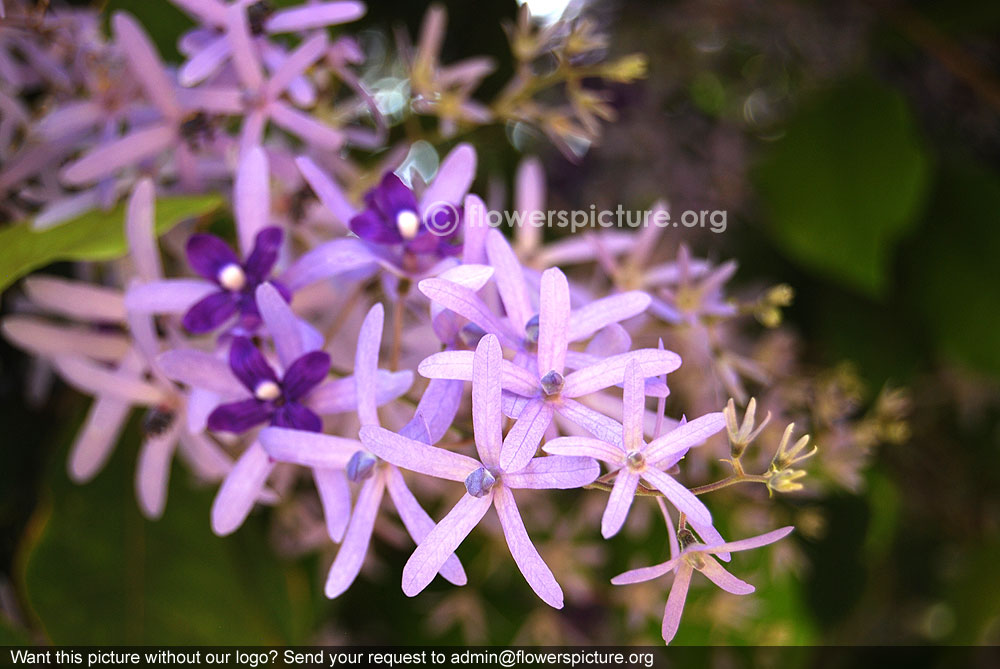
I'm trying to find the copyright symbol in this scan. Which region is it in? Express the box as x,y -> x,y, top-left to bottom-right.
424,201 -> 461,237
499,650 -> 515,667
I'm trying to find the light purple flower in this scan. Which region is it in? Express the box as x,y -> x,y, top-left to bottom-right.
543,359 -> 724,537
611,516 -> 794,644
259,302 -> 465,596
358,334 -> 600,608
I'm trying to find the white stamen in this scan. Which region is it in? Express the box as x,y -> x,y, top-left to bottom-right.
254,380 -> 281,401
396,210 -> 420,240
218,263 -> 246,291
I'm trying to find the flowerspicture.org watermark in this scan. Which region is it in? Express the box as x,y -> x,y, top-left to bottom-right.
423,201 -> 729,236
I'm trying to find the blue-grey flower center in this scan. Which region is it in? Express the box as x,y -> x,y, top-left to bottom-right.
523,314 -> 540,345
464,467 -> 496,497
540,370 -> 564,396
626,450 -> 646,470
347,450 -> 378,482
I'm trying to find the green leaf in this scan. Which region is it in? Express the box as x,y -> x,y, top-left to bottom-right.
755,77 -> 930,296
0,195 -> 222,293
18,416 -> 314,644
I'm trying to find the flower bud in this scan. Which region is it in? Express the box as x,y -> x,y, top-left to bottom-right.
540,370 -> 565,396
347,450 -> 377,482
465,467 -> 496,498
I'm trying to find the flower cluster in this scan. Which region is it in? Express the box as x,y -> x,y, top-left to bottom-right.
0,0 -> 890,645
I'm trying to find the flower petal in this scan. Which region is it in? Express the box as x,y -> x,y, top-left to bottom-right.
235,148 -> 272,256
325,472 -> 386,598
354,303 -> 384,427
610,557 -> 678,586
504,455 -> 600,490
182,291 -> 238,333
125,179 -> 161,282
499,398 -> 554,473
313,468 -> 351,543
662,564 -> 693,644
135,419 -> 182,519
701,526 -> 794,556
259,427 -> 357,469
541,436 -> 623,464
601,468 -> 639,539
698,557 -> 755,595
622,359 -> 645,453
228,336 -> 278,391
494,486 -> 563,609
358,426 -> 480,482
472,334 -> 503,467
158,349 -> 244,396
207,398 -> 272,433
568,291 -> 650,342
419,143 -> 476,214
211,441 -> 274,536
125,280 -> 217,315
641,467 -> 712,527
282,351 -> 331,401
645,412 -> 726,466
556,399 -> 624,447
563,348 -> 682,398
68,395 -> 131,482
266,1 -> 366,32
537,268 -> 569,376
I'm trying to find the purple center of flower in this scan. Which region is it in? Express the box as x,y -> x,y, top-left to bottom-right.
465,467 -> 496,497
207,336 -> 330,434
524,314 -> 540,345
346,450 -> 378,482
182,227 -> 291,335
626,451 -> 646,470
540,370 -> 565,396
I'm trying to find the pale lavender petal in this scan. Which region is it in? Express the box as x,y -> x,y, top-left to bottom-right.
698,557 -> 755,595
271,101 -> 344,150
402,491 -> 492,597
125,179 -> 161,282
472,334 -> 503,467
503,455 -> 599,489
295,156 -> 357,226
24,276 -> 125,322
53,355 -> 166,405
645,412 -> 726,466
177,86 -> 244,114
622,359 -> 645,452
537,268 -> 569,376
157,349 -> 244,396
256,283 -> 304,369
186,388 -> 219,433
494,486 -> 563,609
33,191 -> 102,231
239,110 -> 266,155
37,101 -> 103,141
61,123 -> 175,184
410,377 -> 463,443
68,395 -> 131,482
541,436 -> 623,464
419,143 -> 476,213
418,350 -> 474,381
582,323 -> 631,358
265,32 -> 327,100
354,303 -> 384,427
179,35 -> 230,86
568,291 -> 650,343
325,472 -> 385,598
113,12 -> 180,117
701,526 -> 794,556
485,229 -> 532,336
641,467 -> 712,527
513,157 -> 544,256
259,427 -> 357,469
125,279 -> 217,314
602,468 -> 639,539
689,518 -> 730,562
499,398 -> 553,473
267,2 -> 366,32
462,194 -> 489,264
385,465 -> 466,586
226,3 -> 263,90
135,419 -> 182,519
171,0 -> 227,24
435,263 -> 494,291
177,430 -> 232,480
235,147 -> 271,255
500,361 -> 541,397
557,398 -> 624,446
314,468 -> 351,543
418,278 -> 514,346
610,557 -> 678,586
563,349 -> 682,398
358,426 -> 480,482
281,238 -> 374,290
662,564 -> 693,644
211,441 -> 274,536
2,317 -> 129,361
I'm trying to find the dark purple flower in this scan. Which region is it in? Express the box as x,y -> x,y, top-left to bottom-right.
182,226 -> 290,333
349,172 -> 462,258
207,336 -> 329,433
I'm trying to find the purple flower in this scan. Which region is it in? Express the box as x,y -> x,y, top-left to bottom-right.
207,336 -> 330,433
611,514 -> 794,644
544,359 -> 724,538
182,227 -> 289,334
358,334 -> 600,608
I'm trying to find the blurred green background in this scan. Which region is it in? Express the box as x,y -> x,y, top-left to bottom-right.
2,0 -> 1000,653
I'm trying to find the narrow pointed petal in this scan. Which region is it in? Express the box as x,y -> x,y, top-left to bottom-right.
499,399 -> 553,473
494,486 -> 563,609
281,238 -> 374,290
256,283 -> 304,369
53,355 -> 166,405
207,398 -> 272,433
601,469 -> 639,538
622,359 -> 645,452
2,317 -> 129,361
410,377 -> 463,444
462,194 -> 489,264
541,436 -> 623,465
355,303 -> 384,427
557,398 -> 624,446
271,101 -> 344,150
701,526 -> 795,556
295,156 -> 357,226
385,466 -> 466,586
313,468 -> 351,543
211,441 -> 274,536
182,291 -> 238,333
645,412 -> 726,466
235,147 -> 271,256
126,179 -> 161,282
662,564 -> 693,644
472,334 -> 503,466
419,143 -> 476,213
68,396 -> 131,482
698,557 -> 755,595
537,268 -> 569,376
113,12 -> 180,118
418,350 -> 474,381
61,124 -> 175,184
402,492 -> 492,597
267,1 -> 366,32
418,278 -> 513,346
135,420 -> 182,519
226,4 -> 263,90
641,467 -> 712,527
228,336 -> 278,391
358,426 -> 480,482
179,35 -> 230,86
259,427 -> 357,469
563,349 -> 682,398
158,349 -> 244,396
325,473 -> 386,598
265,32 -> 327,100
568,291 -> 651,342
610,557 -> 678,586
689,518 -> 730,562
504,455 -> 599,489
484,229 -> 532,337
23,276 -> 125,322
125,280 -> 216,314
513,158 -> 544,256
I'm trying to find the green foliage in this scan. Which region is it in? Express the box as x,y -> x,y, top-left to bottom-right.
18,420 -> 316,644
755,77 -> 930,296
0,195 -> 221,293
